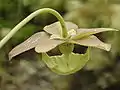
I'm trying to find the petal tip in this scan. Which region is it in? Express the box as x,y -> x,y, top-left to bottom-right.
105,44 -> 111,51
43,25 -> 47,30
35,47 -> 41,53
8,50 -> 16,60
35,47 -> 48,53
107,28 -> 119,31
8,53 -> 12,61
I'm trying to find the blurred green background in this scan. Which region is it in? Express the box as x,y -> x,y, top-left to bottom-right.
0,0 -> 120,90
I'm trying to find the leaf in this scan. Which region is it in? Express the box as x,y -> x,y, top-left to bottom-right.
35,39 -> 64,53
41,48 -> 89,75
9,32 -> 49,60
72,35 -> 111,51
72,28 -> 118,40
43,21 -> 78,36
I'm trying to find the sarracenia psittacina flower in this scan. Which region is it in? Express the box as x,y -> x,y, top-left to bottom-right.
9,21 -> 118,75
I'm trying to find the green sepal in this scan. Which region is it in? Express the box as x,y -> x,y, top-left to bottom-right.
41,48 -> 90,75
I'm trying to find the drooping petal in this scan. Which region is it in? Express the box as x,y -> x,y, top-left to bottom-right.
35,39 -> 64,53
9,32 -> 49,60
43,21 -> 78,36
72,35 -> 111,51
72,28 -> 118,40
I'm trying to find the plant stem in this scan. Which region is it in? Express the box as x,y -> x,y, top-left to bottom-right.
0,8 -> 68,49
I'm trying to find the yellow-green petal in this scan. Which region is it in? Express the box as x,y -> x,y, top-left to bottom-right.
72,28 -> 118,40
9,32 -> 49,60
44,21 -> 78,36
72,35 -> 111,51
35,39 -> 64,53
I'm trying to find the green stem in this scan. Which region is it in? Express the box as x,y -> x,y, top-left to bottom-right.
0,8 -> 68,49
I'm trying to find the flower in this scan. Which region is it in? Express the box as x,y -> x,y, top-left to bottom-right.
9,21 -> 117,75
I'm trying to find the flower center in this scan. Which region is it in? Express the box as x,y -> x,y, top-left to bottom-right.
68,29 -> 77,36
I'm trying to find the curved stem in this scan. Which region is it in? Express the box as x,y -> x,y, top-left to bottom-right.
0,8 -> 68,49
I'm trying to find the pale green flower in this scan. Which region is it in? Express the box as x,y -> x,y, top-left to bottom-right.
9,21 -> 117,75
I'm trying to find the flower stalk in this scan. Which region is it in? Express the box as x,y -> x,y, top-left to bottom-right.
0,8 -> 68,49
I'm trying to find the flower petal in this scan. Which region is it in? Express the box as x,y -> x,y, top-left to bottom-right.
35,39 -> 64,53
9,32 -> 49,60
72,35 -> 111,51
43,21 -> 78,36
72,28 -> 118,40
